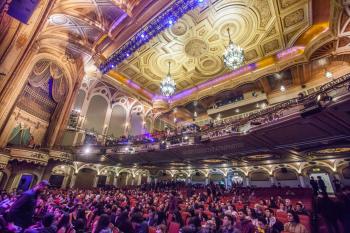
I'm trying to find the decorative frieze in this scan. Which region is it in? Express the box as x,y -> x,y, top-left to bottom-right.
10,148 -> 49,166
0,153 -> 10,169
49,150 -> 73,163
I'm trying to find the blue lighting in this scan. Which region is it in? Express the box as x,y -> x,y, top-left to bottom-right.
100,0 -> 203,74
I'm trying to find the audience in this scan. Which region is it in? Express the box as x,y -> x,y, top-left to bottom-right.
0,181 -> 350,233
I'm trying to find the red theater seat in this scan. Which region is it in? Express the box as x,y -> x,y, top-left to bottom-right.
169,222 -> 180,233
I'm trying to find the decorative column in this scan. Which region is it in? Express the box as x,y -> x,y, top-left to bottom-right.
131,176 -> 135,186
224,177 -> 229,189
186,176 -> 191,184
298,174 -> 306,188
61,175 -> 69,189
93,175 -> 99,188
113,175 -> 118,187
270,175 -> 276,186
205,177 -> 209,185
69,173 -> 77,188
245,176 -> 250,187
154,178 -> 158,184
147,175 -> 151,184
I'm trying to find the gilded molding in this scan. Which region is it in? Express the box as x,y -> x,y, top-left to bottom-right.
10,148 -> 49,166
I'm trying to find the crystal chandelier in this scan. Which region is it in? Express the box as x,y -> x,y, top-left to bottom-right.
223,28 -> 244,70
160,62 -> 176,97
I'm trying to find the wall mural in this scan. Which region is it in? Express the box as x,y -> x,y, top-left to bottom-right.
7,60 -> 67,146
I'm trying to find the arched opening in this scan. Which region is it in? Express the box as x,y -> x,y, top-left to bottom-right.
342,166 -> 350,186
227,171 -> 245,187
158,171 -> 172,182
49,174 -> 65,188
306,166 -> 335,193
74,90 -> 86,111
84,95 -> 108,135
97,175 -> 107,187
130,110 -> 143,136
191,171 -> 206,184
209,172 -> 224,185
274,168 -> 299,187
117,172 -> 129,187
17,173 -> 38,191
145,118 -> 152,133
75,168 -> 97,189
108,105 -> 126,138
174,173 -> 187,182
249,170 -> 270,187
0,171 -> 8,190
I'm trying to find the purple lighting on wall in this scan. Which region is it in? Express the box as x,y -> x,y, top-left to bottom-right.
171,63 -> 257,101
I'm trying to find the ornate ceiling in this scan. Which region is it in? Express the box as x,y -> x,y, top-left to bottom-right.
115,0 -> 311,93
37,0 -> 144,63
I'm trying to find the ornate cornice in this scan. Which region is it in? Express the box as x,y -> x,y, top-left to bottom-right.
10,148 -> 49,166
49,150 -> 73,163
0,152 -> 10,169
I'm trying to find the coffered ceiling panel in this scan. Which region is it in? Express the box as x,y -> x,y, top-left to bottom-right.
116,0 -> 311,94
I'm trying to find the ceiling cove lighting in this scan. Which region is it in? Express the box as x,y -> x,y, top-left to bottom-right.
99,0 -> 206,74
223,28 -> 244,70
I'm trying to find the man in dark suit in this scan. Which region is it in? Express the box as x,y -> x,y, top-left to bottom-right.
8,180 -> 49,229
317,176 -> 327,194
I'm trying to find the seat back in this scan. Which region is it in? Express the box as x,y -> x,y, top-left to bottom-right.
169,222 -> 180,233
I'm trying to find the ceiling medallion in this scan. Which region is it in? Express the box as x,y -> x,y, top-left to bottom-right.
223,28 -> 244,70
160,62 -> 176,97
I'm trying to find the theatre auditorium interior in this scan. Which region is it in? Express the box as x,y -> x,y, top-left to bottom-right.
2,0 -> 350,233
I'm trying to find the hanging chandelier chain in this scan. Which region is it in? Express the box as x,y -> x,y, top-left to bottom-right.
227,28 -> 232,43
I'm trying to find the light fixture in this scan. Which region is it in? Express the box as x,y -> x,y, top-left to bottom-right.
194,111 -> 198,118
84,147 -> 91,154
174,117 -> 177,123
223,28 -> 244,70
280,85 -> 286,92
160,62 -> 176,97
235,108 -> 240,113
324,70 -> 333,79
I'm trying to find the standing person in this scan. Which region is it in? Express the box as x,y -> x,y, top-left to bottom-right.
8,180 -> 50,229
332,178 -> 341,193
309,177 -> 318,196
317,176 -> 327,195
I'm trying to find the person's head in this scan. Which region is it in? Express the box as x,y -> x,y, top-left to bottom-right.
42,213 -> 54,228
285,199 -> 291,206
222,215 -> 234,227
33,180 -> 50,193
295,203 -> 303,211
265,208 -> 274,218
287,211 -> 299,223
317,176 -> 321,180
238,209 -> 247,220
131,211 -> 144,224
156,224 -> 167,233
95,214 -> 110,233
310,176 -> 314,180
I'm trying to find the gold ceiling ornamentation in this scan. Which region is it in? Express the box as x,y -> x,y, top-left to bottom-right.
117,0 -> 311,94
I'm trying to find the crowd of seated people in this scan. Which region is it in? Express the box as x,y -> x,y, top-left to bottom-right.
1,180 -> 349,233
